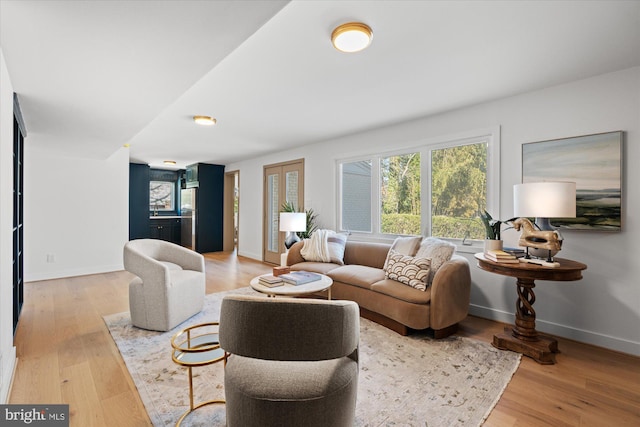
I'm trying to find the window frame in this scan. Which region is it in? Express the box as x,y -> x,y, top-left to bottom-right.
149,180 -> 177,213
336,126 -> 501,251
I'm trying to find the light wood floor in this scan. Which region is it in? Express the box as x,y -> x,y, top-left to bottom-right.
10,251 -> 640,426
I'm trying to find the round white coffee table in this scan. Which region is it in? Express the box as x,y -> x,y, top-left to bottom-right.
250,273 -> 333,299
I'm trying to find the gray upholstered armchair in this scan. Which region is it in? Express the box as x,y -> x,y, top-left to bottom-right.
123,239 -> 205,331
219,295 -> 360,427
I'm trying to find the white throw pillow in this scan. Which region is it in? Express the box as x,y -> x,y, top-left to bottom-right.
384,250 -> 431,291
383,236 -> 423,270
415,237 -> 455,285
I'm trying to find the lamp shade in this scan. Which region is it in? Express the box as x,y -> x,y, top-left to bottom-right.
279,212 -> 307,232
513,182 -> 576,218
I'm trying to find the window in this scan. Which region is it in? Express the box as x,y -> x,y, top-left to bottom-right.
341,160 -> 372,232
149,169 -> 179,213
150,181 -> 175,211
381,153 -> 421,235
338,128 -> 500,244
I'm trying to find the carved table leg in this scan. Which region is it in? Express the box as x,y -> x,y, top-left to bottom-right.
492,277 -> 559,364
513,278 -> 538,341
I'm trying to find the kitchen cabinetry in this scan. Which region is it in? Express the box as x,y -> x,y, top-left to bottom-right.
129,163 -> 150,240
149,217 -> 181,244
185,163 -> 225,253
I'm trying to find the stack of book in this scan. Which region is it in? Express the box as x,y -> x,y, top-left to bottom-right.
258,275 -> 284,288
503,247 -> 526,258
484,249 -> 519,263
279,271 -> 322,285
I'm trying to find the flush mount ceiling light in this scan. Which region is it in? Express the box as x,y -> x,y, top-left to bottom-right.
193,115 -> 217,126
163,160 -> 177,166
331,22 -> 373,53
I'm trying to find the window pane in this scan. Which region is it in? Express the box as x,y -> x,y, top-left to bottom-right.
431,142 -> 487,239
341,160 -> 372,232
285,171 -> 299,209
267,174 -> 279,252
150,181 -> 175,211
380,153 -> 421,235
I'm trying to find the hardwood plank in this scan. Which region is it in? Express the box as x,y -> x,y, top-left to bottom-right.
9,250 -> 640,427
61,362 -> 107,427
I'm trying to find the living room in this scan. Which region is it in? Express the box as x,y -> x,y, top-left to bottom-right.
1,1 -> 639,425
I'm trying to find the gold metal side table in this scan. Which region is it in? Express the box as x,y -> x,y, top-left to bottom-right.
171,322 -> 226,426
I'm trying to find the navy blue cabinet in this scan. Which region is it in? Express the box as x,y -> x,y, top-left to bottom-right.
129,163 -> 150,240
188,163 -> 225,253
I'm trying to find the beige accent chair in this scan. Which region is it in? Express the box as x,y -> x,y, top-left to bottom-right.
219,295 -> 360,427
123,239 -> 205,331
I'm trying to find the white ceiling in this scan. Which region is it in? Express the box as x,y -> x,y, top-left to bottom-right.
2,1 -> 639,168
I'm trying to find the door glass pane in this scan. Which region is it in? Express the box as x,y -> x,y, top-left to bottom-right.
380,153 -> 421,235
267,173 -> 279,252
285,171 -> 299,209
341,160 -> 372,232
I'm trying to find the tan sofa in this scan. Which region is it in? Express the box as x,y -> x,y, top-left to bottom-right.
286,240 -> 471,337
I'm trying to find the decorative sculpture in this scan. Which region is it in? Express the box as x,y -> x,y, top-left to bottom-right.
512,217 -> 562,266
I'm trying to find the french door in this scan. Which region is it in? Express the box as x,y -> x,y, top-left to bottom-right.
263,159 -> 304,264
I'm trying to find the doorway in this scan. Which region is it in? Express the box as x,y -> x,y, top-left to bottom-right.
263,159 -> 304,264
223,170 -> 239,252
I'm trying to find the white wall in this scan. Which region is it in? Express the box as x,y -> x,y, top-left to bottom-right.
24,147 -> 129,281
0,48 -> 17,403
228,67 -> 640,356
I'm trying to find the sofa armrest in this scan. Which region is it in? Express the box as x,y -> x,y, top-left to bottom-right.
429,256 -> 471,330
286,241 -> 306,266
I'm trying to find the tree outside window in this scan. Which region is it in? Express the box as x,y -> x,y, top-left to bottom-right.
338,129 -> 498,243
380,153 -> 421,235
150,181 -> 175,211
430,142 -> 487,239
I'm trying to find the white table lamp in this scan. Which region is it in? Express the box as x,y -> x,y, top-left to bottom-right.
513,182 -> 576,265
279,212 -> 307,266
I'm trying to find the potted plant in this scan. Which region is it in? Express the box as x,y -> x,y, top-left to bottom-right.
480,210 -> 513,252
281,201 -> 318,239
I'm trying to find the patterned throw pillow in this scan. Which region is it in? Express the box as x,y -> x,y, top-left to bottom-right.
327,231 -> 348,265
384,250 -> 431,291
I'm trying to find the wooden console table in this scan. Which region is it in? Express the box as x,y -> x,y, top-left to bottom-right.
474,253 -> 587,364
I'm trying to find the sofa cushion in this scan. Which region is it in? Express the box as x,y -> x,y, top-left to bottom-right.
415,237 -> 456,285
328,265 -> 386,290
371,279 -> 432,304
384,250 -> 431,291
343,241 -> 390,269
290,262 -> 341,275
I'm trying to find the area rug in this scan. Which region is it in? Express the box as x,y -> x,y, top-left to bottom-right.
104,287 -> 520,426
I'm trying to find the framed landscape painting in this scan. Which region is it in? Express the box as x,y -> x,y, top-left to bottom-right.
522,131 -> 623,231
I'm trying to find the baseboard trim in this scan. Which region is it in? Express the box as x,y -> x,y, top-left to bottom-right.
236,250 -> 262,262
25,263 -> 124,282
1,347 -> 16,404
469,304 -> 640,357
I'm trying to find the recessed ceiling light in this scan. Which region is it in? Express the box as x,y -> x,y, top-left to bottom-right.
193,115 -> 217,126
163,160 -> 177,166
331,22 -> 373,53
